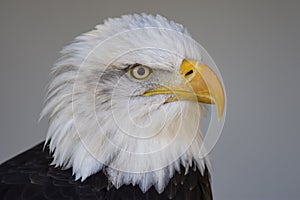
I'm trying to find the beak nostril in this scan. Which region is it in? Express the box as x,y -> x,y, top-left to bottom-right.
185,69 -> 194,77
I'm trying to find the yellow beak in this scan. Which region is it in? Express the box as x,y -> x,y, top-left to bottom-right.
142,59 -> 225,120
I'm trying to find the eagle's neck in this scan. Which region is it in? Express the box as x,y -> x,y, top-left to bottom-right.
47,93 -> 208,193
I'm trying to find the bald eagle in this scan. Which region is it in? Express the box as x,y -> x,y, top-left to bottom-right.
0,14 -> 224,200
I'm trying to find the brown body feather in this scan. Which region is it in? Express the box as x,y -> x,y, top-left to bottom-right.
0,142 -> 212,200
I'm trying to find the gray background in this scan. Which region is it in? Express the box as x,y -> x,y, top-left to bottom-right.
0,0 -> 299,199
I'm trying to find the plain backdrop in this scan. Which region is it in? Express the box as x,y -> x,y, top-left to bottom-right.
0,0 -> 299,199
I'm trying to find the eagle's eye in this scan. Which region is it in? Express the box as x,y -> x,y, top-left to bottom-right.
129,65 -> 152,80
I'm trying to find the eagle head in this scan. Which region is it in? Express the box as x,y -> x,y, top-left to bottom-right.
41,14 -> 225,193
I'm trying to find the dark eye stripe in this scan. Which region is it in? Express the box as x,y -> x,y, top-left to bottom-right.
123,63 -> 142,71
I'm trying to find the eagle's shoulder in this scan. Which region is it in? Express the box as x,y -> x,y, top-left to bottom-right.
0,142 -> 212,200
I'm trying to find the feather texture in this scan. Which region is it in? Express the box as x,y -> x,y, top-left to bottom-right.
0,143 -> 212,200
40,14 -> 210,193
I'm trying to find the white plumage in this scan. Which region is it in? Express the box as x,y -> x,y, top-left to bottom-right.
41,14 -> 210,193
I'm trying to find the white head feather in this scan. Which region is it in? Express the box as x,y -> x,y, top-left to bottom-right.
41,14 -> 209,193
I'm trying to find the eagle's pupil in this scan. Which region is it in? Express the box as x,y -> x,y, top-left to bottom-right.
137,67 -> 145,76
